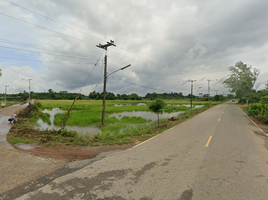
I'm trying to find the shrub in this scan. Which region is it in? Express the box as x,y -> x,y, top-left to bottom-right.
248,103 -> 262,116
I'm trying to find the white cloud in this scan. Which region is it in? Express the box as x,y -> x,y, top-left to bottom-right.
0,0 -> 268,97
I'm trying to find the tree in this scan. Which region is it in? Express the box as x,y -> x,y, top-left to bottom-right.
266,81 -> 268,91
149,99 -> 166,127
214,95 -> 220,101
0,68 -> 2,77
223,61 -> 260,100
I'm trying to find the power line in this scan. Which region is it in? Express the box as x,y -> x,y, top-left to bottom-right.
1,2 -> 184,77
78,50 -> 104,94
0,38 -> 97,58
0,45 -> 96,60
0,12 -> 96,47
2,1 -> 184,76
110,75 -> 173,94
0,56 -> 95,65
3,0 -> 104,42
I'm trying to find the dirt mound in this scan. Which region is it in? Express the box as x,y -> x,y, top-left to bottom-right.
18,143 -> 134,161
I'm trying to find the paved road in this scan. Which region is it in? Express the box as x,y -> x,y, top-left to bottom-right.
0,104 -> 66,194
5,102 -> 268,199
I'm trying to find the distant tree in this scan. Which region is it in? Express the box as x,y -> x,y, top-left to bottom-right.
214,95 -> 220,101
116,94 -> 122,99
227,94 -> 235,99
21,90 -> 29,101
266,81 -> 268,91
48,89 -> 53,93
121,94 -> 128,100
235,80 -> 251,100
106,92 -> 115,100
149,99 -> 166,127
129,93 -> 139,100
223,61 -> 260,100
0,68 -> 2,77
178,92 -> 184,98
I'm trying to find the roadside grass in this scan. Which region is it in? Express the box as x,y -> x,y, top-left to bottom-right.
7,100 -> 224,147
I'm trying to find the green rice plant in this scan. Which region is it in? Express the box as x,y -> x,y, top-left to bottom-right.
38,113 -> 51,124
119,116 -> 148,123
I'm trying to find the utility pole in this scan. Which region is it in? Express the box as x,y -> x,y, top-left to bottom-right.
97,40 -> 116,125
207,79 -> 218,106
3,85 -> 9,105
215,90 -> 218,95
188,80 -> 196,108
22,78 -> 32,105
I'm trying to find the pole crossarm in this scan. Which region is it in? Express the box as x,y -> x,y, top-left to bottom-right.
96,40 -> 116,49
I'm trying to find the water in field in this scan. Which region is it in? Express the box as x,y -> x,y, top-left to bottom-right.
113,103 -> 146,107
35,106 -> 189,135
35,108 -> 101,136
168,104 -> 204,108
109,111 -> 185,121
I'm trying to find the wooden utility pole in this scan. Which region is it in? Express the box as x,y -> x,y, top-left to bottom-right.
97,40 -> 116,125
188,80 -> 196,108
3,85 -> 9,105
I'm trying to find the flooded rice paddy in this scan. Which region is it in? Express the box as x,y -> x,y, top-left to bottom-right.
35,105 -> 203,136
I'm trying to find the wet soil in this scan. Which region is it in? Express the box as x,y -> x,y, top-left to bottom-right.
17,143 -> 134,161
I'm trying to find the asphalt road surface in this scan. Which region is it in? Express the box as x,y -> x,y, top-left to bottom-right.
5,102 -> 268,199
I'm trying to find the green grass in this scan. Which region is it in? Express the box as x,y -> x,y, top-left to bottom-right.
7,135 -> 31,144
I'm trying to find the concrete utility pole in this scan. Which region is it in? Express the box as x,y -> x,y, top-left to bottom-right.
3,85 -> 9,105
207,79 -> 218,106
97,40 -> 116,125
188,80 -> 197,108
22,78 -> 32,105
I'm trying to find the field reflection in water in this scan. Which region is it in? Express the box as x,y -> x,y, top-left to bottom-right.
35,105 -> 203,135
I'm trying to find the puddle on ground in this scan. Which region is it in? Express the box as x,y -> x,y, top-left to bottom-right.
109,111 -> 185,121
16,144 -> 36,150
35,119 -> 101,136
137,103 -> 147,106
35,108 -> 101,136
168,104 -> 204,108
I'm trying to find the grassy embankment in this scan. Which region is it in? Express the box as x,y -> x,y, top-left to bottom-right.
7,99 -> 224,146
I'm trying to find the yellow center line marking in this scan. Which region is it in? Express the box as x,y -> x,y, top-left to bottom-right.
205,136 -> 212,147
218,118 -> 221,122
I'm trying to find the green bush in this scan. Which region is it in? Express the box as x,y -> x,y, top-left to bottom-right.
248,103 -> 262,116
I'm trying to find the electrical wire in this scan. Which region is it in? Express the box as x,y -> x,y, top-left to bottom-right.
0,56 -> 95,65
78,50 -> 104,94
0,38 -> 97,58
0,12 -> 96,47
3,0 -> 104,42
0,45 -> 96,60
2,1 -> 184,77
110,75 -> 173,93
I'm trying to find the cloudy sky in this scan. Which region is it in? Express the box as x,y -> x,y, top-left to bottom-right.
0,0 -> 268,97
